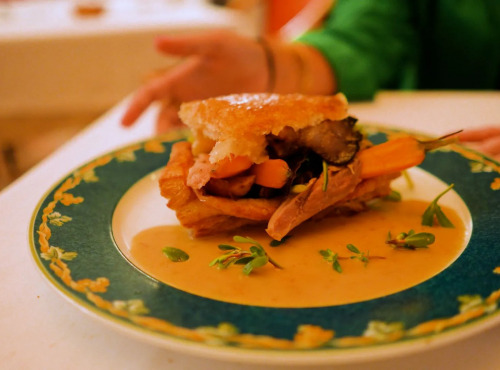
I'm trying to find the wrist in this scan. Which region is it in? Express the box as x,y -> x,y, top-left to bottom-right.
258,37 -> 336,95
290,42 -> 337,95
258,37 -> 302,93
258,37 -> 277,93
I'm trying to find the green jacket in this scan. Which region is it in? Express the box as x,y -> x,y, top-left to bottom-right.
298,0 -> 500,101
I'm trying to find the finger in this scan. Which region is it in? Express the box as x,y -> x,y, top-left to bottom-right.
121,57 -> 201,127
156,104 -> 185,133
473,135 -> 500,156
155,30 -> 227,57
458,126 -> 500,142
121,84 -> 162,127
121,74 -> 176,127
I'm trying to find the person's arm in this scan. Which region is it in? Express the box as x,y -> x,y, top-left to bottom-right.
298,0 -> 417,101
121,30 -> 336,132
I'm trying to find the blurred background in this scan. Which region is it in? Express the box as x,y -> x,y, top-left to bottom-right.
0,0 -> 332,190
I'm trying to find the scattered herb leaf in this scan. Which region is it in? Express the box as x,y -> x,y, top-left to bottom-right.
270,235 -> 292,247
162,247 -> 189,262
384,190 -> 402,202
346,243 -> 360,254
346,243 -> 371,266
386,230 -> 435,250
210,236 -> 282,275
242,256 -> 268,275
421,184 -> 455,228
320,249 -> 343,273
218,244 -> 237,251
346,244 -> 385,266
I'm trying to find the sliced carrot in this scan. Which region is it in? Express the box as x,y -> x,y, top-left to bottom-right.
210,154 -> 253,179
251,159 -> 291,188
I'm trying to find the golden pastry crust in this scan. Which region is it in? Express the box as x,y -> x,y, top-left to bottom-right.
179,93 -> 348,164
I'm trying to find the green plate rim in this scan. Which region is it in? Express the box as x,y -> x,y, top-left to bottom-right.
29,127 -> 500,364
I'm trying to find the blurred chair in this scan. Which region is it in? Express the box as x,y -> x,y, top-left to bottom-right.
265,0 -> 334,40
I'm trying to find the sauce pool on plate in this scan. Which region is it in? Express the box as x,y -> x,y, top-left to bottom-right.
123,200 -> 467,308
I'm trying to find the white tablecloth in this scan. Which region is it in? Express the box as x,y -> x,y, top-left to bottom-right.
1,91 -> 499,370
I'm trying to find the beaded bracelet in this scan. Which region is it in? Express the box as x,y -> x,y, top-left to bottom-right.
258,37 -> 277,93
290,43 -> 311,95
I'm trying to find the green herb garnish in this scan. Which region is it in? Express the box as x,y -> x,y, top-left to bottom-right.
402,170 -> 414,189
421,184 -> 455,227
320,244 -> 384,272
319,249 -> 342,273
322,160 -> 329,192
270,235 -> 291,247
346,243 -> 371,266
384,190 -> 402,202
209,236 -> 282,275
162,247 -> 189,262
386,230 -> 435,250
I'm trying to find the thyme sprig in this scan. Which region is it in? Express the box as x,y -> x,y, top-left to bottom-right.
320,244 -> 384,273
421,184 -> 455,228
209,236 -> 282,275
386,229 -> 435,250
346,243 -> 371,266
319,249 -> 343,273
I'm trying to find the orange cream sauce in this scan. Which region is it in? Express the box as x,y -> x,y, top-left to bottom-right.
126,200 -> 467,308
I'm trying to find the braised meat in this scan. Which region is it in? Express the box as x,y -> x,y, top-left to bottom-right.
266,117 -> 362,165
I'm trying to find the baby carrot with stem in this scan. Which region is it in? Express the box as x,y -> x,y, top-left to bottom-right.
358,131 -> 461,179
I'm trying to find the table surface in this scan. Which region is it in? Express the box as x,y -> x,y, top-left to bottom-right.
0,0 -> 248,41
1,91 -> 499,370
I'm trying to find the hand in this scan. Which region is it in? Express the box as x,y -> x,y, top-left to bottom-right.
458,126 -> 500,161
121,30 -> 269,133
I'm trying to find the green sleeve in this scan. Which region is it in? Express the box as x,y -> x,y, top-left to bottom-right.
297,0 -> 417,101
